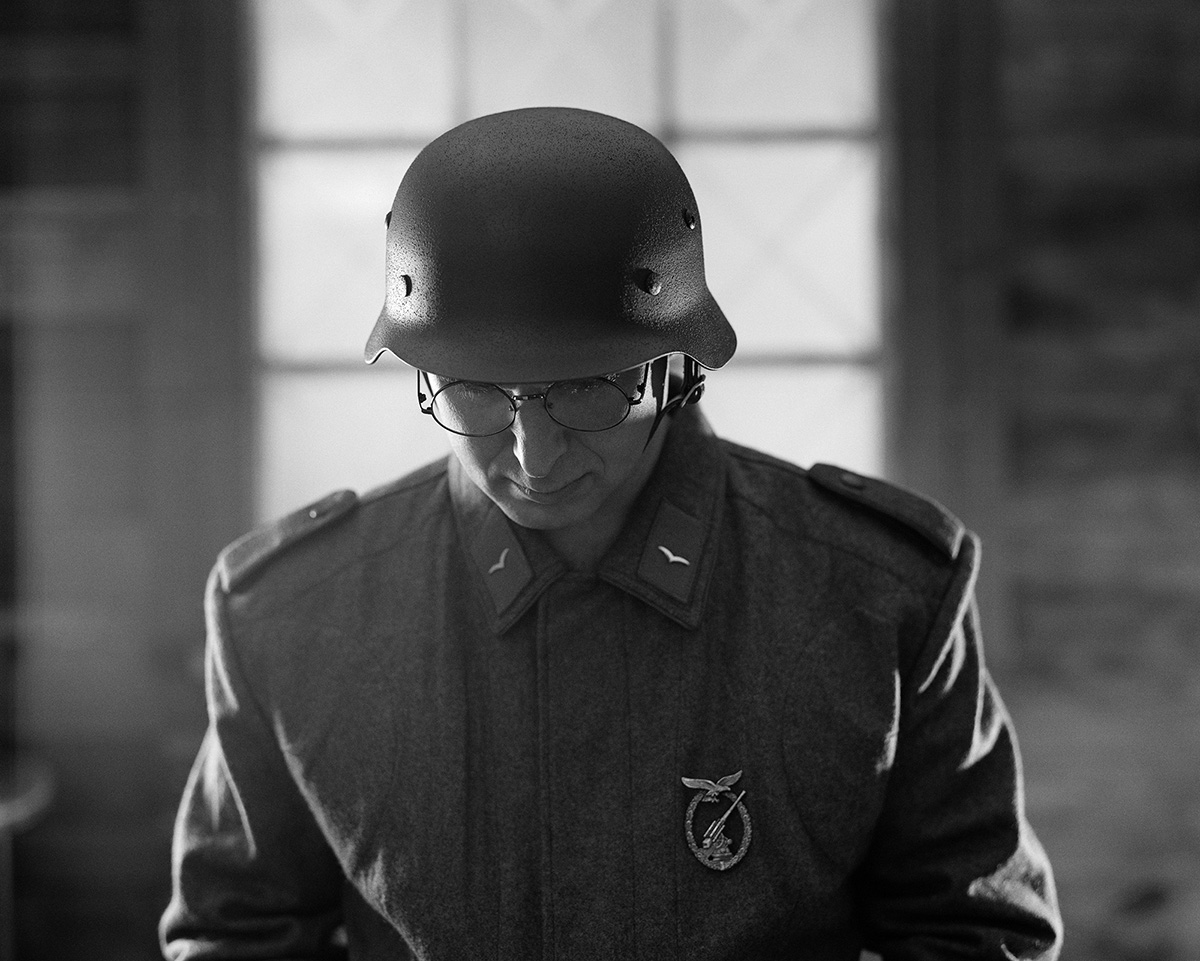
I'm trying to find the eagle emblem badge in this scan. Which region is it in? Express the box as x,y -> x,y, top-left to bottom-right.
680,770 -> 752,871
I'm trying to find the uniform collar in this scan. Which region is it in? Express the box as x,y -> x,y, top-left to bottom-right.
595,406 -> 725,630
448,458 -> 568,636
449,406 -> 726,634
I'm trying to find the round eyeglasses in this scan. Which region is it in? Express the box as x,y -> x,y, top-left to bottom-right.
417,366 -> 649,437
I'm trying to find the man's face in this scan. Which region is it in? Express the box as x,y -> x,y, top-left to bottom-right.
433,364 -> 663,534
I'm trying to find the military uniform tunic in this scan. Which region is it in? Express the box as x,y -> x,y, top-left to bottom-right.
161,407 -> 1061,960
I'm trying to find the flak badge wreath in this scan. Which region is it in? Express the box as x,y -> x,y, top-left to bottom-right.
680,770 -> 752,871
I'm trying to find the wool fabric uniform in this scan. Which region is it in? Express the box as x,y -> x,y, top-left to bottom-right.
161,407 -> 1061,960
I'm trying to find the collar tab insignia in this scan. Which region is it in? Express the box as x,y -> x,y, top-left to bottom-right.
656,544 -> 690,565
471,510 -> 532,613
638,500 -> 705,601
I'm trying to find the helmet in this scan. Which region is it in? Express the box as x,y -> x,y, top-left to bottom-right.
364,106 -> 736,383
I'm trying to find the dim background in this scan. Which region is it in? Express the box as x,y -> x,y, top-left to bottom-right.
2,0 -> 1199,958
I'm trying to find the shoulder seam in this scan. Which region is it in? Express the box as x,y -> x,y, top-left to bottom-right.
218,489 -> 359,593
722,440 -> 809,481
727,486 -> 930,593
359,456 -> 449,505
806,463 -> 965,560
219,459 -> 450,595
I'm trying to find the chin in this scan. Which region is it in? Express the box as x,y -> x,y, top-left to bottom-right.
482,473 -> 600,530
492,496 -> 591,532
491,477 -> 606,530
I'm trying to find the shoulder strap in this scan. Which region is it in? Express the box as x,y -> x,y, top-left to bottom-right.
807,464 -> 965,560
217,489 -> 358,592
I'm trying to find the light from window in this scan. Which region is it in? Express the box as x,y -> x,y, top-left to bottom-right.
251,0 -> 881,520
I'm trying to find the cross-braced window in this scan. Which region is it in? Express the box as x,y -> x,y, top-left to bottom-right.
251,0 -> 882,519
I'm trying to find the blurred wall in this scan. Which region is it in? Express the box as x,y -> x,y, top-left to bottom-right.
0,1 -> 1197,959
996,2 -> 1200,956
2,1 -> 253,955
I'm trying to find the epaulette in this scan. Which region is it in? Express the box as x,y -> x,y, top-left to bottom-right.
217,489 -> 358,593
807,463 -> 965,561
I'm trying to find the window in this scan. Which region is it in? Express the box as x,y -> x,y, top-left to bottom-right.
251,0 -> 882,520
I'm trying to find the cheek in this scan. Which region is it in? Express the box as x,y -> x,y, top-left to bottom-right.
624,395 -> 660,444
586,412 -> 657,478
448,435 -> 507,484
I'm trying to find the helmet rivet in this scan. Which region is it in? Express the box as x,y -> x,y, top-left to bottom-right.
401,274 -> 413,297
385,210 -> 392,228
683,209 -> 696,230
640,269 -> 663,296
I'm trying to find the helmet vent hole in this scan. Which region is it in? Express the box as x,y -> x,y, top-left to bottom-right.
682,209 -> 696,230
401,274 -> 413,297
638,269 -> 663,296
385,210 -> 392,228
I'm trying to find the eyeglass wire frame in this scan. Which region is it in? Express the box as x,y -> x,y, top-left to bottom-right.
415,365 -> 650,437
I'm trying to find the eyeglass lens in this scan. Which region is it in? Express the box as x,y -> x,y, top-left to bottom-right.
430,376 -> 635,436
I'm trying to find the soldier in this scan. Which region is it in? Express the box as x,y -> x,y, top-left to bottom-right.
162,107 -> 1061,960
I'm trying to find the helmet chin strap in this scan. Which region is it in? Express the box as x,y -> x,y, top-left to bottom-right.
643,355 -> 706,450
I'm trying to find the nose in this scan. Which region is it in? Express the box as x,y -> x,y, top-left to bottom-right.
509,400 -> 568,479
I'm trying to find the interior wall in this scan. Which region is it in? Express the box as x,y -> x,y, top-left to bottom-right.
997,1 -> 1200,954
2,1 -> 252,955
892,3 -> 1200,954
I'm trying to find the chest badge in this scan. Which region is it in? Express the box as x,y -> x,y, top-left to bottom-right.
681,770 -> 752,871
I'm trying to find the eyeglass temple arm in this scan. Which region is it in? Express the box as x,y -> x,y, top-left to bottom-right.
658,356 -> 705,412
416,370 -> 434,415
679,357 -> 706,407
643,356 -> 705,449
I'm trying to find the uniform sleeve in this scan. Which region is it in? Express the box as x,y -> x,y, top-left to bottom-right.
857,534 -> 1063,961
160,567 -> 348,960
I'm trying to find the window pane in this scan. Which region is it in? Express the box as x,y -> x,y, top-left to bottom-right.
699,364 -> 882,475
465,0 -> 658,128
678,141 -> 880,355
253,0 -> 456,138
672,0 -> 877,130
257,148 -> 417,362
258,369 -> 449,521
252,1 -> 887,524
